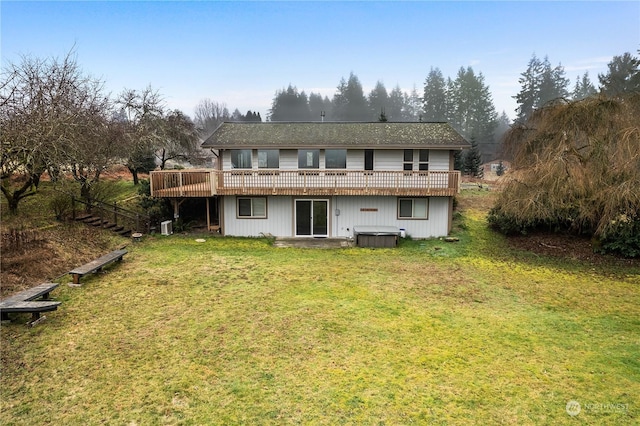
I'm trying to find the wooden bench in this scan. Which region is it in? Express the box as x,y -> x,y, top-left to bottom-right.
69,249 -> 128,285
0,282 -> 61,326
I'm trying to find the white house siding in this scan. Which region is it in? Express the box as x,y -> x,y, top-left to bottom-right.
222,195 -> 293,237
222,195 -> 451,239
347,149 -> 364,169
222,148 -> 453,172
332,196 -> 450,239
279,150 -> 298,169
428,150 -> 450,171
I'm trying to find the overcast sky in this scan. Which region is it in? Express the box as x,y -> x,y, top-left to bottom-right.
2,1 -> 639,121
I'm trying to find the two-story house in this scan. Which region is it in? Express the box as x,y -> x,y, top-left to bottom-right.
149,122 -> 468,239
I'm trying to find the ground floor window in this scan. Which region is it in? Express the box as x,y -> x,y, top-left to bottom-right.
398,198 -> 429,219
237,197 -> 267,218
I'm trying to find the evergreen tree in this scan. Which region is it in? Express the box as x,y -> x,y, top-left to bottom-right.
515,54 -> 569,123
572,72 -> 597,100
387,85 -> 406,121
453,150 -> 464,171
269,85 -> 311,121
422,67 -> 448,122
514,54 -> 544,123
231,108 -> 244,122
463,136 -> 483,178
368,81 -> 389,120
405,85 -> 422,121
230,109 -> 262,122
448,66 -> 498,161
538,56 -> 569,106
308,92 -> 331,121
493,111 -> 511,160
331,72 -> 369,121
598,52 -> 640,96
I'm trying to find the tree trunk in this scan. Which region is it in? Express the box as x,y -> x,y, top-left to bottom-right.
80,180 -> 92,212
1,176 -> 39,215
127,165 -> 140,185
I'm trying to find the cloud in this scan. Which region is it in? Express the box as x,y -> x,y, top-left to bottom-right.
564,56 -> 611,73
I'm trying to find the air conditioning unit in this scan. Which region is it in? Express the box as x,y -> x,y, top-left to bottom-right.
161,220 -> 173,236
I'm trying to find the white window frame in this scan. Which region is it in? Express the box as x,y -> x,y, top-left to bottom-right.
398,198 -> 429,219
237,197 -> 267,219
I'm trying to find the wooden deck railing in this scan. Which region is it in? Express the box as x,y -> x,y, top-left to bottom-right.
150,170 -> 217,198
150,169 -> 460,197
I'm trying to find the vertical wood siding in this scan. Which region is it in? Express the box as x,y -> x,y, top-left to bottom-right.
222,195 -> 451,239
223,196 -> 294,237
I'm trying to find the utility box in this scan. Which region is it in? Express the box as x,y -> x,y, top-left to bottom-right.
353,226 -> 400,248
161,220 -> 173,236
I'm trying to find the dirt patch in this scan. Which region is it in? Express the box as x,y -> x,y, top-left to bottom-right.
506,232 -> 639,267
1,224 -> 126,298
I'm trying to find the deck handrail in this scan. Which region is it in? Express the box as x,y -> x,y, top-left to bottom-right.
150,169 -> 460,197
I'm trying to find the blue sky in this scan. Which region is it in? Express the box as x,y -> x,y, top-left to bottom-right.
2,1 -> 639,120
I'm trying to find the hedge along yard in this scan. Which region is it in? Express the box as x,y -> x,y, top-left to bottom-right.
1,191 -> 639,424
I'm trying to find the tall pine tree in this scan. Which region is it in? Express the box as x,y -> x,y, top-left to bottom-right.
422,67 -> 449,122
448,66 -> 498,161
268,85 -> 311,121
331,73 -> 369,121
598,52 -> 640,96
515,54 -> 569,123
572,72 -> 597,100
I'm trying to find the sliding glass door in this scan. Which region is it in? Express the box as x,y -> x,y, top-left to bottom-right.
295,199 -> 328,237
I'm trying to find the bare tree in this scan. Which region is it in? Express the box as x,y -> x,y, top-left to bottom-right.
1,51 -> 110,213
156,109 -> 200,170
116,86 -> 165,184
193,98 -> 230,139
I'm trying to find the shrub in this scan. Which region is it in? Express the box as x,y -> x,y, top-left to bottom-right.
597,214 -> 640,258
491,94 -> 640,257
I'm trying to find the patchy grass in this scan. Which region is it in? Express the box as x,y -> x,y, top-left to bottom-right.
1,191 -> 639,424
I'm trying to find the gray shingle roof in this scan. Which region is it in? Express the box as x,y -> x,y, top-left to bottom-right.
201,122 -> 469,149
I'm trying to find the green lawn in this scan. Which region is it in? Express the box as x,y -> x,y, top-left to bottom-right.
1,206 -> 638,425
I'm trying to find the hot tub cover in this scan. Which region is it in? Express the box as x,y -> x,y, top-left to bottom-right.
353,226 -> 401,236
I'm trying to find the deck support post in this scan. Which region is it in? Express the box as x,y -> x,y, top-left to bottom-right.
206,198 -> 211,230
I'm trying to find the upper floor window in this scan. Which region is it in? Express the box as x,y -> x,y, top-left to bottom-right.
364,149 -> 374,171
419,149 -> 429,171
258,149 -> 279,168
231,149 -> 252,169
325,149 -> 347,169
298,149 -> 319,168
403,149 -> 414,171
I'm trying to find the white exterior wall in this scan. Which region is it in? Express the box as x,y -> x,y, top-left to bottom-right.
222,148 -> 452,171
223,196 -> 293,237
222,195 -> 450,239
332,196 -> 450,239
428,150 -> 451,171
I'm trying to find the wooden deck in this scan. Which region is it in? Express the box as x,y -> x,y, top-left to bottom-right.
150,170 -> 460,198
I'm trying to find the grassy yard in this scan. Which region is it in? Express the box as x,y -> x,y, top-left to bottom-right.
1,198 -> 638,424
